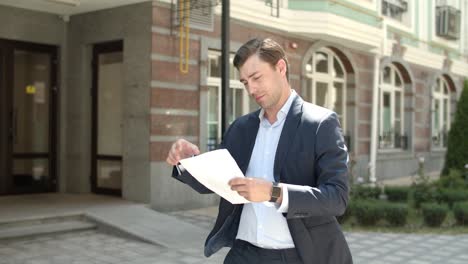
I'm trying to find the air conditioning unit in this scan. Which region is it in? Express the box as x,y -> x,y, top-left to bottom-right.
174,0 -> 217,32
436,5 -> 461,40
382,0 -> 408,21
384,0 -> 408,11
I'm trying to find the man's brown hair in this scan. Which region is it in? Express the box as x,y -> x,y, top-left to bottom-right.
233,38 -> 289,81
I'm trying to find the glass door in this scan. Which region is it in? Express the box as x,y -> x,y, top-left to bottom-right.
0,40 -> 58,194
91,41 -> 123,196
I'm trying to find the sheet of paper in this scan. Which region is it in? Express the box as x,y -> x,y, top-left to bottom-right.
179,149 -> 250,204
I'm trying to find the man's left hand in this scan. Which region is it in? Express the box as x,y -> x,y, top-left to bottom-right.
228,177 -> 278,203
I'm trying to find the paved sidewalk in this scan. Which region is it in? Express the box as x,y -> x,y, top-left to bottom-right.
1,194 -> 468,264
170,207 -> 468,264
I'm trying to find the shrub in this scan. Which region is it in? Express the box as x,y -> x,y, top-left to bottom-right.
421,203 -> 449,227
385,186 -> 410,202
382,203 -> 408,227
351,185 -> 380,200
353,200 -> 385,226
437,188 -> 468,208
436,169 -> 467,189
453,202 -> 468,226
412,184 -> 439,208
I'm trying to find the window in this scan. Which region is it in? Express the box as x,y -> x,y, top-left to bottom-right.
205,50 -> 256,151
304,48 -> 347,131
432,77 -> 451,148
379,64 -> 406,149
382,0 -> 411,26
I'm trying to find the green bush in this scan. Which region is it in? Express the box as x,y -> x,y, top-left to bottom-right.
353,200 -> 385,226
437,188 -> 468,208
436,169 -> 467,189
421,203 -> 449,227
385,186 -> 410,202
453,202 -> 468,226
382,203 -> 408,227
442,80 -> 468,175
412,184 -> 439,208
351,185 -> 380,200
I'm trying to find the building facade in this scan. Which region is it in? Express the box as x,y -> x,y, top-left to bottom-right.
0,0 -> 467,211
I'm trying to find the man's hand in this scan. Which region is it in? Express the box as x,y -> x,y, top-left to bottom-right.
228,177 -> 282,203
166,139 -> 200,166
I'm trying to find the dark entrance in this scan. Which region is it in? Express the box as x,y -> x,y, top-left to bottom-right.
0,39 -> 58,195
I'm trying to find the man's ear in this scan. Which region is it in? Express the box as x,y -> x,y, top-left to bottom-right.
276,59 -> 287,77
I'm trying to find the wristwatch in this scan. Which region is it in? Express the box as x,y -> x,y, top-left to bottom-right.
269,182 -> 281,203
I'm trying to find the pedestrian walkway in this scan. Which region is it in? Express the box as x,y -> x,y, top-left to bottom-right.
1,194 -> 468,264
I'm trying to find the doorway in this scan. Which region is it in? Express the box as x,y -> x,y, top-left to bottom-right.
91,41 -> 123,196
0,39 -> 58,195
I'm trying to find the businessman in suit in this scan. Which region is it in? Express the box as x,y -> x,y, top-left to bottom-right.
166,38 -> 352,264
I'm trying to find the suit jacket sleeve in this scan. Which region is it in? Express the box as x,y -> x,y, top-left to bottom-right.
286,112 -> 349,219
171,165 -> 213,194
171,120 -> 237,194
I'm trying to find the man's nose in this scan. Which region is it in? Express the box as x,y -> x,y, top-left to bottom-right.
247,83 -> 257,96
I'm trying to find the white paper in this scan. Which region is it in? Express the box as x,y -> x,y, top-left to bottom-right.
179,149 -> 250,204
34,82 -> 46,104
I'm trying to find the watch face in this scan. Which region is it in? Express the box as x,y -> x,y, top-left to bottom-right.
272,186 -> 281,198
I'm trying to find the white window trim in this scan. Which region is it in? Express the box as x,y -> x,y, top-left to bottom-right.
431,77 -> 451,150
379,64 -> 405,150
305,47 -> 347,131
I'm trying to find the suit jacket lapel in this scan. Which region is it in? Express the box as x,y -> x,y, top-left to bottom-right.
273,96 -> 303,182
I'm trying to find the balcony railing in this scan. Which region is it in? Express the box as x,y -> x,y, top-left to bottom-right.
432,131 -> 448,148
379,132 -> 409,150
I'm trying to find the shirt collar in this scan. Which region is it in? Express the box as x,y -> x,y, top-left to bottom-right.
258,89 -> 297,123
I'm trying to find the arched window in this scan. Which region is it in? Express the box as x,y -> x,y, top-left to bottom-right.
304,47 -> 347,130
379,64 -> 406,149
432,77 -> 451,148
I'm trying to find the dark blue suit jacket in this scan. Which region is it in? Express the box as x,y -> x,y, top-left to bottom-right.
173,95 -> 353,264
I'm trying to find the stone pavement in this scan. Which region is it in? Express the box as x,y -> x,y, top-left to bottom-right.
1,194 -> 468,264
2,227 -> 468,264
169,208 -> 468,264
0,230 -> 228,264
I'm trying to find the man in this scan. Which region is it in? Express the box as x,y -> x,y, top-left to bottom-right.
166,38 -> 352,264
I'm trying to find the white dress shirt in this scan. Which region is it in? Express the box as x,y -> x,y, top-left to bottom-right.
236,90 -> 297,249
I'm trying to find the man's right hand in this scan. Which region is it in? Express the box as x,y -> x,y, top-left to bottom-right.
166,139 -> 200,166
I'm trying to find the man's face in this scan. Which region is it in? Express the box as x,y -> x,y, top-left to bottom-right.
238,54 -> 285,111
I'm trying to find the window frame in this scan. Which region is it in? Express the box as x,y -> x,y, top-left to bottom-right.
378,64 -> 405,150
305,47 -> 347,131
431,76 -> 451,150
204,50 -> 251,151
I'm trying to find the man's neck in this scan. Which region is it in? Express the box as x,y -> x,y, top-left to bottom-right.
264,88 -> 292,124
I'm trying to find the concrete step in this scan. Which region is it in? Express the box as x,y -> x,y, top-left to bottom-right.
0,215 -> 96,240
